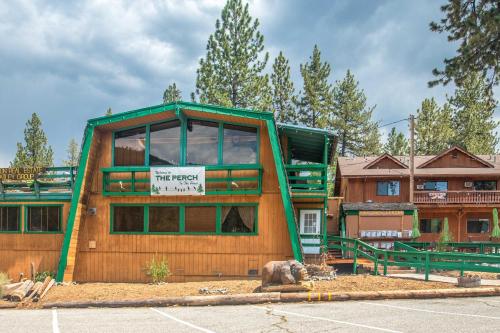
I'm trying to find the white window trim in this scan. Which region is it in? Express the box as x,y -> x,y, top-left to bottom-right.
299,209 -> 322,235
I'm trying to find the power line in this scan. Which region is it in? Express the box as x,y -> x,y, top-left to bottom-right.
377,117 -> 410,129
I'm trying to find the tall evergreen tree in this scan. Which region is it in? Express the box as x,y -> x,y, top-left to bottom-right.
329,70 -> 381,156
11,113 -> 54,168
384,127 -> 409,156
63,138 -> 80,167
449,72 -> 498,154
163,83 -> 182,104
429,0 -> 500,88
271,51 -> 296,123
194,0 -> 271,111
415,98 -> 455,154
295,45 -> 333,127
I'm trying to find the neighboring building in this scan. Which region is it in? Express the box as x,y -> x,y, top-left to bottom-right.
0,102 -> 336,282
335,146 -> 500,248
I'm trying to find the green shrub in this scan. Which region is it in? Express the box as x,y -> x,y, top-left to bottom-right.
146,256 -> 171,284
34,271 -> 55,283
0,272 -> 9,298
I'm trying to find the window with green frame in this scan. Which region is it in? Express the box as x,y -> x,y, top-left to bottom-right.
112,119 -> 259,167
25,206 -> 62,233
0,206 -> 20,232
110,204 -> 257,234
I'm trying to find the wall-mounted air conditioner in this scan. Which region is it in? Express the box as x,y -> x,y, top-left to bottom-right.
464,181 -> 473,188
416,184 -> 424,190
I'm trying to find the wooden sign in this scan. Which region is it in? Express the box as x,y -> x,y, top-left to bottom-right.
0,167 -> 46,181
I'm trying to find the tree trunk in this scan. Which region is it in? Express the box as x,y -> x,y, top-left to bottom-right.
10,280 -> 34,302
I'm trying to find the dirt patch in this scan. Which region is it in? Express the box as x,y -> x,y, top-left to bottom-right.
34,275 -> 454,307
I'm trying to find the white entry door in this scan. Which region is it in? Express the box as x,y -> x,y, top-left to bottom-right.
299,209 -> 321,254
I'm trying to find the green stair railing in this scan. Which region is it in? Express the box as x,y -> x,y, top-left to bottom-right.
401,241 -> 500,255
328,236 -> 500,280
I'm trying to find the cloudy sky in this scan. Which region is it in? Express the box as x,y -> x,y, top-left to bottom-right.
0,0 -> 494,165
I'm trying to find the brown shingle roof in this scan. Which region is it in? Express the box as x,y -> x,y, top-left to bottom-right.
338,154 -> 500,177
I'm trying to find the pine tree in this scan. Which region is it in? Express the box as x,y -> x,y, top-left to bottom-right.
295,45 -> 333,128
193,0 -> 271,111
384,127 -> 409,156
415,98 -> 455,155
449,72 -> 498,154
63,138 -> 80,167
11,113 -> 54,168
271,51 -> 296,123
106,107 -> 112,116
429,0 -> 500,87
163,83 -> 182,104
329,70 -> 381,156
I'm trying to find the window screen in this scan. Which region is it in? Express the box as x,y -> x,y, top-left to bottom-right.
223,124 -> 257,164
423,181 -> 448,191
27,206 -> 61,232
149,206 -> 180,232
467,219 -> 489,233
221,206 -> 255,233
114,127 -> 146,166
150,120 -> 181,166
420,218 -> 442,233
185,206 -> 216,232
186,120 -> 219,165
473,181 -> 496,191
113,206 -> 144,232
377,181 -> 400,196
0,206 -> 20,232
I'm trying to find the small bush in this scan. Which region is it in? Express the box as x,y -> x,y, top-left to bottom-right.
34,271 -> 54,283
0,272 -> 9,298
146,256 -> 171,284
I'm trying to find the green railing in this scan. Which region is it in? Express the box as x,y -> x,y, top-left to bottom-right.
0,166 -> 76,201
400,241 -> 500,255
102,165 -> 262,196
328,236 -> 500,280
285,164 -> 327,194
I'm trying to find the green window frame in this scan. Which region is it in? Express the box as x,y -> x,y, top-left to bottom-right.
110,203 -> 258,236
112,117 -> 260,167
0,205 -> 22,233
24,205 -> 63,234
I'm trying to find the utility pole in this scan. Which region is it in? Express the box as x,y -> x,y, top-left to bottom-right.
409,114 -> 415,203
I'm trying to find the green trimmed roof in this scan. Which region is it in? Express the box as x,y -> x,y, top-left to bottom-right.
278,123 -> 337,164
88,101 -> 274,127
86,101 -> 337,164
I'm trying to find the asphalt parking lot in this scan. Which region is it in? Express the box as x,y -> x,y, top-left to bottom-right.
1,296 -> 500,333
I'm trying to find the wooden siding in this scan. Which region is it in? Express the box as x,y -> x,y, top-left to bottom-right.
342,178 -> 410,203
72,110 -> 294,282
418,207 -> 494,243
366,157 -> 406,169
419,150 -> 489,168
0,202 -> 69,280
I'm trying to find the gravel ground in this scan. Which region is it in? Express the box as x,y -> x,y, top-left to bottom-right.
2,296 -> 500,332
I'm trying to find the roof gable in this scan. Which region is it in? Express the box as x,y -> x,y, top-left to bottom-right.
417,146 -> 494,169
364,153 -> 408,169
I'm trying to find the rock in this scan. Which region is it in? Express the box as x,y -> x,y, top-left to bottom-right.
457,275 -> 481,288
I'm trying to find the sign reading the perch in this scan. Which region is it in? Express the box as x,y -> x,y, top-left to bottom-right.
150,167 -> 205,196
0,167 -> 46,181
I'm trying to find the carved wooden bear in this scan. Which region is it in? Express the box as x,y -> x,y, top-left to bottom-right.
261,260 -> 308,287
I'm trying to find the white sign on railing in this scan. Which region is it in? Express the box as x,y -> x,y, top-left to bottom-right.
150,167 -> 205,196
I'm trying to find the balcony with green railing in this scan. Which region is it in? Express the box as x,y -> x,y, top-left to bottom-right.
102,164 -> 262,196
0,166 -> 77,201
285,164 -> 328,196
